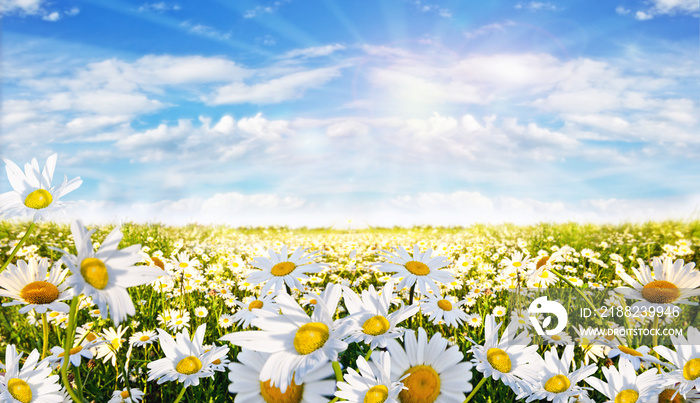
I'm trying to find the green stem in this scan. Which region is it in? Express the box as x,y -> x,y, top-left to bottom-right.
61,296 -> 82,403
364,348 -> 373,361
0,222 -> 35,274
463,377 -> 487,403
75,364 -> 84,399
121,349 -> 133,402
332,361 -> 343,382
41,313 -> 49,360
407,283 -> 416,328
652,315 -> 661,371
172,386 -> 187,403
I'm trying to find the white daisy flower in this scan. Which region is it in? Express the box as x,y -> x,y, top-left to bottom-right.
466,313 -> 482,328
523,345 -> 597,403
376,245 -> 455,296
0,257 -> 72,314
616,257 -> 700,310
166,312 -> 190,332
469,315 -> 543,396
232,294 -> 278,329
573,326 -> 608,365
194,307 -> 209,318
220,288 -> 349,393
0,345 -> 63,402
95,325 -> 127,367
654,326 -> 700,397
47,339 -> 100,368
419,293 -> 467,328
219,314 -> 235,329
227,349 -> 336,403
501,251 -> 533,280
0,153 -> 82,221
336,352 -> 405,403
147,324 -> 228,388
386,327 -> 473,402
342,281 -> 418,349
607,345 -> 662,371
108,388 -> 144,403
245,245 -> 327,294
56,220 -> 166,325
129,330 -> 158,348
173,252 -> 199,273
542,332 -> 573,346
204,344 -> 231,372
585,358 -> 664,403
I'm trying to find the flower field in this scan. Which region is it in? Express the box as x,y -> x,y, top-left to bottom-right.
1,218 -> 699,403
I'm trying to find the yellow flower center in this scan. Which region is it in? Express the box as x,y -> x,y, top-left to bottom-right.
362,315 -> 391,336
249,300 -> 264,311
437,299 -> 453,311
121,390 -> 130,399
175,356 -> 202,375
365,385 -> 389,403
86,332 -> 97,342
309,299 -> 317,305
212,358 -> 222,365
7,378 -> 33,403
260,378 -> 304,403
615,389 -> 639,403
683,358 -> 700,381
111,338 -> 121,349
58,345 -> 83,358
405,261 -> 430,276
641,280 -> 680,304
551,335 -> 561,341
24,189 -> 53,209
618,345 -> 643,357
540,271 -> 550,279
293,322 -> 329,355
536,256 -> 549,269
399,365 -> 441,403
544,374 -> 570,394
80,257 -> 109,290
512,261 -> 522,268
271,262 -> 296,276
179,262 -> 188,268
152,256 -> 165,270
20,281 -> 60,305
486,348 -> 512,373
139,335 -> 150,342
658,389 -> 686,403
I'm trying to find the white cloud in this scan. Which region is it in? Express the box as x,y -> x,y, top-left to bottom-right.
628,0 -> 699,20
137,2 -> 180,12
41,11 -> 58,20
635,10 -> 654,20
49,191 -> 700,227
326,120 -> 369,138
1,0 -> 43,15
515,2 -> 559,11
243,0 -> 291,18
205,67 -> 342,105
179,21 -> 231,40
615,6 -> 631,15
1,0 -> 78,20
282,44 -> 346,59
464,21 -> 516,39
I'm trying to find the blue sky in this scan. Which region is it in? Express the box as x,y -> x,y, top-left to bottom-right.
1,0 -> 699,227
